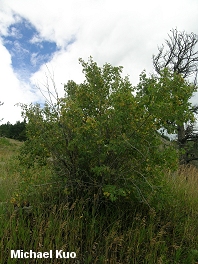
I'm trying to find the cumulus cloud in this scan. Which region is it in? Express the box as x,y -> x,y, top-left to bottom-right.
29,34 -> 42,44
0,39 -> 40,123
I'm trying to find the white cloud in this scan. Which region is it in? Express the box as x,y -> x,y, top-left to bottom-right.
9,26 -> 22,38
30,52 -> 39,66
0,0 -> 198,123
0,38 -> 40,123
29,34 -> 42,44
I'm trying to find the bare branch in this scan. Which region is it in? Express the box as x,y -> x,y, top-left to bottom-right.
153,29 -> 198,81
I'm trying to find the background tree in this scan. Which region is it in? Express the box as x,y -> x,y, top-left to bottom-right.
153,28 -> 198,80
136,68 -> 196,169
0,120 -> 27,141
153,28 -> 198,164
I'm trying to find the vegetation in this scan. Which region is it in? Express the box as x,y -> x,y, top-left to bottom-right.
20,58 -> 189,203
153,28 -> 198,164
19,57 -> 196,203
2,138 -> 198,263
0,120 -> 27,141
0,54 -> 198,264
1,29 -> 198,263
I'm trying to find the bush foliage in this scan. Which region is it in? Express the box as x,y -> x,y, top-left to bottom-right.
19,57 -> 195,203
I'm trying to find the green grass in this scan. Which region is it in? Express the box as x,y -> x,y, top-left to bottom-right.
1,138 -> 198,263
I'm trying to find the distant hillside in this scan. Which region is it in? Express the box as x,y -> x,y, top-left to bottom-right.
0,121 -> 26,141
0,137 -> 23,160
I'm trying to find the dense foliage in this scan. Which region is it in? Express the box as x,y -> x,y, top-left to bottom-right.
136,69 -> 195,133
19,58 -> 196,203
153,29 -> 198,164
0,120 -> 26,141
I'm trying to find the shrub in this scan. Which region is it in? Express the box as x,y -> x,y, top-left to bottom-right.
20,58 -> 178,203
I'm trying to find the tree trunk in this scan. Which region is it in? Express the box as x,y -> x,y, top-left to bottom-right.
177,124 -> 187,164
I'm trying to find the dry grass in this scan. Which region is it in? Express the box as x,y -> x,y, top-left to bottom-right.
0,137 -> 23,160
2,139 -> 198,263
179,164 -> 198,182
0,138 -> 23,207
169,164 -> 198,202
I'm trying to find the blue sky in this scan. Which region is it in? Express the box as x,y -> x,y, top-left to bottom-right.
0,0 -> 198,123
2,17 -> 59,81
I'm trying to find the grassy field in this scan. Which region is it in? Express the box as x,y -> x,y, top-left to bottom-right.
1,137 -> 198,263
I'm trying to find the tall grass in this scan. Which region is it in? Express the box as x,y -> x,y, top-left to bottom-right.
1,138 -> 198,263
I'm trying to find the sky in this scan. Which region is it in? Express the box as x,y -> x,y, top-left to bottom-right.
0,0 -> 198,123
